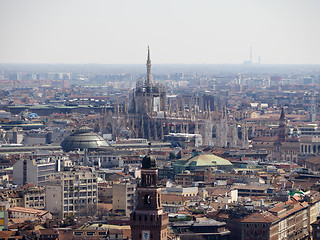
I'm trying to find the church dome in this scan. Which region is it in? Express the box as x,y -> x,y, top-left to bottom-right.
142,154 -> 157,169
61,126 -> 110,152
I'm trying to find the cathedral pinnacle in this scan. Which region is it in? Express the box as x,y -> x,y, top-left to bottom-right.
146,45 -> 153,87
280,107 -> 286,122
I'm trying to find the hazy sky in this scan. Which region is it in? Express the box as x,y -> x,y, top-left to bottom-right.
0,0 -> 319,64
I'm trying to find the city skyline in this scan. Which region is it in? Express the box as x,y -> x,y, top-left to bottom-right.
0,0 -> 320,65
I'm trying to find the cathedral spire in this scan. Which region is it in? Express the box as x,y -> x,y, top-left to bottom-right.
279,107 -> 286,123
146,45 -> 153,87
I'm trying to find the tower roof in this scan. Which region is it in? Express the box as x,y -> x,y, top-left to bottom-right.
142,154 -> 157,169
280,107 -> 286,121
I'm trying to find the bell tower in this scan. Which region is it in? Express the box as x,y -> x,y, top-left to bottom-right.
130,154 -> 169,240
278,107 -> 287,142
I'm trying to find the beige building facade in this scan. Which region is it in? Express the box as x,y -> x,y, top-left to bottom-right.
45,168 -> 98,218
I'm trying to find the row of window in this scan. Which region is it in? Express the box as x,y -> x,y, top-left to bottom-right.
64,198 -> 97,205
26,196 -> 44,200
63,191 -> 97,198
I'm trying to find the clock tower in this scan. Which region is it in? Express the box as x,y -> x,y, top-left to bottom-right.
130,154 -> 169,240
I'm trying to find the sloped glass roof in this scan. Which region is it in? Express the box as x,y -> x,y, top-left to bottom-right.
61,126 -> 110,152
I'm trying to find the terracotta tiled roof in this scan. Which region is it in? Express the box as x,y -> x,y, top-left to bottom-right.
35,229 -> 58,236
269,198 -> 308,218
205,187 -> 229,196
8,217 -> 38,226
252,136 -> 278,142
8,207 -> 49,217
240,211 -> 279,223
162,194 -> 187,204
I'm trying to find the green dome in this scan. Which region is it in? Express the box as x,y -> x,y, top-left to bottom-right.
173,153 -> 233,173
186,153 -> 232,167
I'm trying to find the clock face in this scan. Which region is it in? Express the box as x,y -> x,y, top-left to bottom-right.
142,230 -> 150,240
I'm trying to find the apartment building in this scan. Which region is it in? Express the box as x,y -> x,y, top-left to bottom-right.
213,196 -> 309,240
22,186 -> 46,209
112,181 -> 137,217
0,186 -> 45,209
87,151 -> 123,168
45,167 -> 98,218
13,158 -> 59,186
269,197 -> 309,239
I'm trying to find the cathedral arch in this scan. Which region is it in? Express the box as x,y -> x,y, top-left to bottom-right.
94,124 -> 100,132
212,126 -> 217,138
105,123 -> 113,134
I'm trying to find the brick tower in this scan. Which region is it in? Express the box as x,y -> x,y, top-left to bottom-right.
130,154 -> 169,240
278,107 -> 287,142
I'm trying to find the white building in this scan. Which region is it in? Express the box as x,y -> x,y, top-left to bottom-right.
70,150 -> 123,168
165,185 -> 199,197
13,158 -> 60,186
45,167 -> 98,218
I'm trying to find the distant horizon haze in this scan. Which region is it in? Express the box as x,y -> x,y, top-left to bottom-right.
0,63 -> 318,75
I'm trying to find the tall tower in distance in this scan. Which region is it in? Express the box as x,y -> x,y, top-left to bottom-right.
146,45 -> 153,87
278,107 -> 287,142
310,92 -> 316,123
130,154 -> 169,240
130,47 -> 167,115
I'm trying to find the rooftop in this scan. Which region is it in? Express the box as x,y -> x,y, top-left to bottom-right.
61,126 -> 110,152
